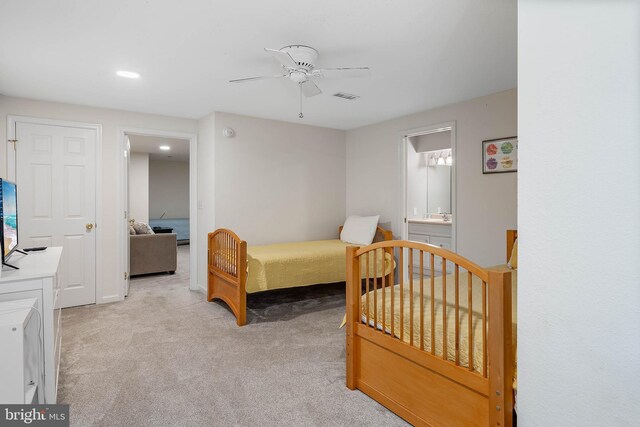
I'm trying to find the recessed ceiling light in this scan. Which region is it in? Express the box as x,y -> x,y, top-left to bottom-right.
159,145 -> 170,151
116,70 -> 140,79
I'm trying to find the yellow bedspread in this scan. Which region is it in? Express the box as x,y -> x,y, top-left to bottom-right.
246,239 -> 394,294
360,265 -> 517,386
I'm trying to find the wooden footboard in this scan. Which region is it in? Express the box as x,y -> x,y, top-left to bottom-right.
346,232 -> 515,426
207,229 -> 248,326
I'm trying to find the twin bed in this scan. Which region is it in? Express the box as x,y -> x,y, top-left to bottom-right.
207,225 -> 393,326
207,226 -> 517,426
346,231 -> 517,426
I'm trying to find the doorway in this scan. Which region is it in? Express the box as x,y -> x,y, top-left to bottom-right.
400,122 -> 457,252
7,116 -> 101,308
118,128 -> 197,298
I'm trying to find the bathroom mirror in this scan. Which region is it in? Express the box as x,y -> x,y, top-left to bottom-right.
427,163 -> 451,214
406,140 -> 453,219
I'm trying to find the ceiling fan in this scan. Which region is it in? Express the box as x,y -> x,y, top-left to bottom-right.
229,45 -> 371,118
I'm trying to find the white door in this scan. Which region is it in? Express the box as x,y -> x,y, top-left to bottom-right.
15,122 -> 97,307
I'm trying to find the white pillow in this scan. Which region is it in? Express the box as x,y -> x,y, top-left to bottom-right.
340,215 -> 380,245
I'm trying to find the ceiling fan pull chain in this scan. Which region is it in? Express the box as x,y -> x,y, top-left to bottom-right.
299,84 -> 304,118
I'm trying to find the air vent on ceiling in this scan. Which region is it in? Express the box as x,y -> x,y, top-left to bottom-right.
333,92 -> 360,100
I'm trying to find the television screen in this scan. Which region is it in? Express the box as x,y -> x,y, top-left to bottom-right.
0,179 -> 18,260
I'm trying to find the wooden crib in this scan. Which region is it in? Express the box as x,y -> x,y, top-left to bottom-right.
345,231 -> 516,426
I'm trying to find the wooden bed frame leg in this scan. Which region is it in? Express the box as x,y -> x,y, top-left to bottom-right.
236,241 -> 247,326
345,246 -> 360,390
488,269 -> 514,427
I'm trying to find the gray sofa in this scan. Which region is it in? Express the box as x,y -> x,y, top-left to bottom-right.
130,233 -> 177,276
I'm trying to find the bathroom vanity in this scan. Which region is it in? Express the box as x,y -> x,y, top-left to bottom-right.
408,217 -> 452,274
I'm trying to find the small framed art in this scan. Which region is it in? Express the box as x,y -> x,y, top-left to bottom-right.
482,136 -> 518,174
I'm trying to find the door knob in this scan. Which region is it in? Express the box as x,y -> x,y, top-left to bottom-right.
86,223 -> 94,230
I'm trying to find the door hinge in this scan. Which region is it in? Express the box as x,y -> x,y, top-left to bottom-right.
404,217 -> 407,223
124,272 -> 128,280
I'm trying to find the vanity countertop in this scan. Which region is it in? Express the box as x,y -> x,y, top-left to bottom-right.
408,218 -> 452,225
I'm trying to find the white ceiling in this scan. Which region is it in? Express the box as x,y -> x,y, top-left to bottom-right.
129,135 -> 189,162
0,0 -> 516,130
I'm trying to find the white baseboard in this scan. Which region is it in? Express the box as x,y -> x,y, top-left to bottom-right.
97,294 -> 124,304
197,284 -> 206,294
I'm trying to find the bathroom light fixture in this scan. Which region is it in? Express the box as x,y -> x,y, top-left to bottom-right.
437,154 -> 446,165
116,70 -> 140,79
445,151 -> 453,166
159,145 -> 170,151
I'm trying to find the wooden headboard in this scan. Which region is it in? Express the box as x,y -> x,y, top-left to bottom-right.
338,226 -> 393,243
506,229 -> 518,262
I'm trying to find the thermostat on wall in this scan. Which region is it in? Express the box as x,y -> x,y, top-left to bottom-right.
222,127 -> 235,138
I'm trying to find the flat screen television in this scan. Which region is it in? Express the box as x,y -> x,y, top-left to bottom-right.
0,179 -> 19,264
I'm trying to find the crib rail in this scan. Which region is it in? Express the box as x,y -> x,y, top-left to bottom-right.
346,240 -> 513,426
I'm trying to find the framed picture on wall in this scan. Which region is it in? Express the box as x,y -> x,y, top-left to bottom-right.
482,136 -> 518,174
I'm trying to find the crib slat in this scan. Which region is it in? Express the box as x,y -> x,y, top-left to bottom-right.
373,250 -> 378,328
232,238 -> 236,276
482,280 -> 488,378
399,248 -> 404,341
468,271 -> 474,372
419,251 -> 424,351
455,265 -> 460,366
380,249 -> 386,334
442,258 -> 447,361
430,253 -> 435,355
390,248 -> 395,337
365,252 -> 370,327
409,248 -> 414,347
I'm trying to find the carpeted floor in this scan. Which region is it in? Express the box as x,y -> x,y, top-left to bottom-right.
58,246 -> 407,426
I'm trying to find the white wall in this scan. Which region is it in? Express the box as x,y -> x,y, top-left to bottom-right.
519,2 -> 640,425
148,159 -> 189,219
346,89 -> 517,266
195,111 -> 346,292
214,112 -> 346,245
129,152 -> 149,224
196,113 -> 216,295
0,95 -> 198,302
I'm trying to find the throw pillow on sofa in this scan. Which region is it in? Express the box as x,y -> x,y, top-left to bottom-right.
133,222 -> 155,235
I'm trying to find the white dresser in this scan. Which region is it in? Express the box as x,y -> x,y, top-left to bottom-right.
0,248 -> 62,404
0,298 -> 40,403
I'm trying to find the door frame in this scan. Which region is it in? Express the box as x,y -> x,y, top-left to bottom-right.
398,121 -> 457,251
6,115 -> 103,303
117,127 -> 198,295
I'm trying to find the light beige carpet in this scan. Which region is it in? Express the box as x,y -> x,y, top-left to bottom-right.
58,246 -> 406,426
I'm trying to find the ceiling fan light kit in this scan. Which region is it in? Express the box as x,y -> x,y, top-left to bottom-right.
230,45 -> 370,118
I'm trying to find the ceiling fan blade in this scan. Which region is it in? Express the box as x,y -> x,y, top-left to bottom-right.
313,67 -> 371,79
229,74 -> 286,83
300,80 -> 322,97
264,48 -> 299,68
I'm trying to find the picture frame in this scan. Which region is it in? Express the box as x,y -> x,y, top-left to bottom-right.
482,136 -> 518,174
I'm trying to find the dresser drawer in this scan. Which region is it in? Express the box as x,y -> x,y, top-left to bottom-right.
408,233 -> 430,244
408,222 -> 452,237
430,236 -> 452,251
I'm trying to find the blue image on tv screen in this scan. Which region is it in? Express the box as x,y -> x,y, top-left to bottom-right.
1,180 -> 18,258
